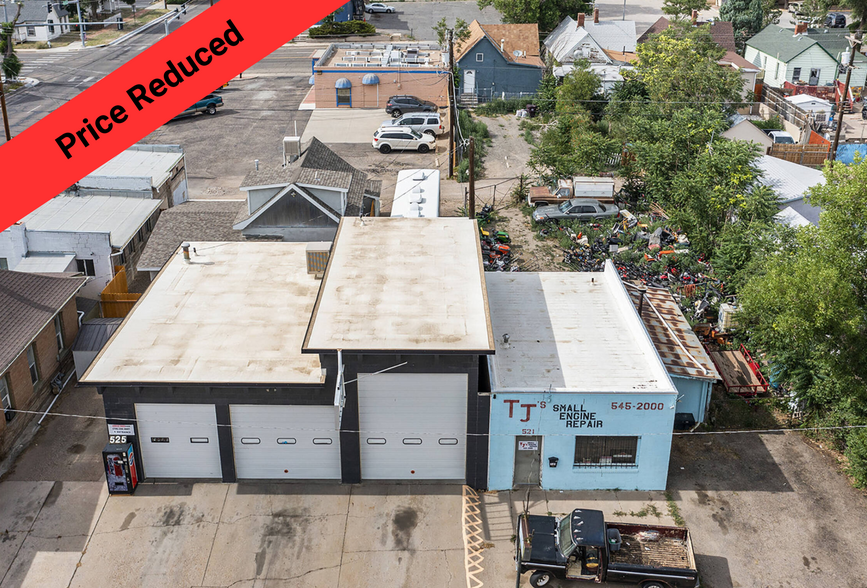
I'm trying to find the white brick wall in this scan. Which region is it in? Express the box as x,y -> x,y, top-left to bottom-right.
0,225 -> 28,269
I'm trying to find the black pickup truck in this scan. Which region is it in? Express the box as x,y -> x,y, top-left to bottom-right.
516,509 -> 699,588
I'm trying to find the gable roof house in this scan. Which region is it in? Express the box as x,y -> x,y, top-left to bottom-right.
544,11 -> 636,91
14,1 -> 70,43
234,138 -> 382,241
0,271 -> 86,461
454,20 -> 544,101
637,16 -> 736,52
744,24 -> 865,89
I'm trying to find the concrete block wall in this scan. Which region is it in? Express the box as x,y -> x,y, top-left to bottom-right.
0,299 -> 80,460
26,231 -> 113,298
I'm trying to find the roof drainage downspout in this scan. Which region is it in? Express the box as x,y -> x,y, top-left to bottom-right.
37,371 -> 76,426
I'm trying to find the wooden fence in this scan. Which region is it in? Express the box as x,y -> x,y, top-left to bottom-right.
100,267 -> 141,318
767,143 -> 830,166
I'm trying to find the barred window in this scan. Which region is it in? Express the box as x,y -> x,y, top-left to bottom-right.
574,436 -> 638,468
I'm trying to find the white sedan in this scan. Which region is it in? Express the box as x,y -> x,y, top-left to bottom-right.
365,3 -> 395,13
372,128 -> 435,154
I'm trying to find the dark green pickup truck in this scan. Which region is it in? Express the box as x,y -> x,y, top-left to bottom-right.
172,94 -> 223,119
517,509 -> 699,588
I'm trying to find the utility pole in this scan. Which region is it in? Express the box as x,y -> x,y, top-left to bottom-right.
468,136 -> 475,219
0,78 -> 11,141
830,31 -> 862,161
75,0 -> 85,48
448,29 -> 455,178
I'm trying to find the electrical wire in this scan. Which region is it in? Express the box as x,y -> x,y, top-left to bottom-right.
8,405 -> 867,438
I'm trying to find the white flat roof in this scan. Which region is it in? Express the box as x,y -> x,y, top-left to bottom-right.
390,169 -> 440,218
485,264 -> 675,393
81,242 -> 325,385
304,217 -> 494,352
13,254 -> 75,273
22,196 -> 161,248
84,147 -> 183,188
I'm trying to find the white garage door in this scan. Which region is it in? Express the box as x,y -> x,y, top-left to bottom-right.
135,403 -> 222,479
230,405 -> 341,480
359,373 -> 467,480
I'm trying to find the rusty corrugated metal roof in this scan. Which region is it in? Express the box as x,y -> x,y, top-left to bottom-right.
627,286 -> 720,382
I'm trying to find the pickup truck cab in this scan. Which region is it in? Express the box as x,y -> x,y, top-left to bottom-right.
528,176 -> 616,207
172,94 -> 223,119
766,130 -> 795,144
517,509 -> 699,588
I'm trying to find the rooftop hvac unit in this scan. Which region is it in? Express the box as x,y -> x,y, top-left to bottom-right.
408,203 -> 422,217
283,136 -> 301,165
306,242 -> 331,278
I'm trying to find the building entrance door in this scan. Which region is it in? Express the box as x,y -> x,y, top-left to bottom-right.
514,436 -> 542,487
463,69 -> 476,94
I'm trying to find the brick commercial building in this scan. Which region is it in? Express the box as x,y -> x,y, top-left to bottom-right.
313,43 -> 449,109
0,271 -> 86,460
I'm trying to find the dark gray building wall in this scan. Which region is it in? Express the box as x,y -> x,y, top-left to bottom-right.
331,353 -> 489,489
99,382 -> 333,483
458,37 -> 544,96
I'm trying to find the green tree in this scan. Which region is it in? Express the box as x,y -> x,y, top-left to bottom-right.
795,0 -> 830,24
661,0 -> 709,19
720,0 -> 763,51
529,114 -> 620,177
762,0 -> 782,26
1,1 -> 23,78
476,0 -> 591,31
433,17 -> 470,47
625,24 -> 745,107
554,59 -> 601,115
738,159 -> 867,486
665,139 -> 769,256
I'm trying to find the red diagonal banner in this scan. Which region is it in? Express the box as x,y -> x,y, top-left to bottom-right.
0,0 -> 346,232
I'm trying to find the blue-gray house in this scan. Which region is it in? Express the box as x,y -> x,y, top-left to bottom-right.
454,20 -> 545,102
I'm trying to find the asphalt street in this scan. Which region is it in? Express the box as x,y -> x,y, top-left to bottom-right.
2,3 -> 215,141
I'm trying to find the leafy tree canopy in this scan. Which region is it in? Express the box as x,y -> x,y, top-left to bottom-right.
661,0 -> 709,19
432,17 -> 471,47
624,23 -> 744,107
476,0 -> 591,31
720,0 -> 763,51
737,159 -> 867,486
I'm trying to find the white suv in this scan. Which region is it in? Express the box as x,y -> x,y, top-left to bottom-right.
372,128 -> 436,153
379,113 -> 444,136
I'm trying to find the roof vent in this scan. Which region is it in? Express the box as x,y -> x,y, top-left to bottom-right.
306,242 -> 331,279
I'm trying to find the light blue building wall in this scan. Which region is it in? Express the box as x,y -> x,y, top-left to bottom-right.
487,390 -> 676,491
671,376 -> 713,426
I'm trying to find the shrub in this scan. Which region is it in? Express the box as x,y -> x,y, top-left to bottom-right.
457,110 -> 489,181
476,96 -> 535,116
845,428 -> 867,488
2,53 -> 22,79
309,20 -> 376,37
752,116 -> 784,131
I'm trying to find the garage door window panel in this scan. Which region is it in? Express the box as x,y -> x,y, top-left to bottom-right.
574,436 -> 639,468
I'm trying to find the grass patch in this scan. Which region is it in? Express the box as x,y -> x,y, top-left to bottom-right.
476,96 -> 536,116
522,128 -> 536,145
665,491 -> 686,526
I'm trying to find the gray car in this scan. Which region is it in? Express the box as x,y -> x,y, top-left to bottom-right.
532,198 -> 620,223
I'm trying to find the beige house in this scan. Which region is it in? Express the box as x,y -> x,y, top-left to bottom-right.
721,119 -> 773,151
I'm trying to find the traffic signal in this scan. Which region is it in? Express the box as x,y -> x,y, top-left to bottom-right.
117,17 -> 123,30
47,2 -> 52,13
181,5 -> 186,14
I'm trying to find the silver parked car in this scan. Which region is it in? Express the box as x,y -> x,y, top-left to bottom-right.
532,198 -> 620,223
379,113 -> 444,136
365,2 -> 395,13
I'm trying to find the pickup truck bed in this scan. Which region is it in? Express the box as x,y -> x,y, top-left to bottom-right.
608,523 -> 694,570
